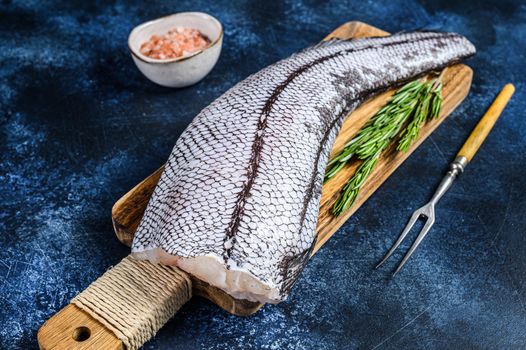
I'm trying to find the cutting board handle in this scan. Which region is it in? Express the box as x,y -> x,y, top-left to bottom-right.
37,255 -> 192,350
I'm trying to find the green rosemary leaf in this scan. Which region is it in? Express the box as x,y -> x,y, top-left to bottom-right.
397,77 -> 443,152
324,160 -> 346,181
397,83 -> 432,152
429,79 -> 443,119
332,153 -> 380,216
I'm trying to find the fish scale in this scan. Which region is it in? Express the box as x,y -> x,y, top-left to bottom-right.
132,31 -> 475,303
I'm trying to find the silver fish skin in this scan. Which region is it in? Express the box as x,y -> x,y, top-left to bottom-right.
131,31 -> 475,303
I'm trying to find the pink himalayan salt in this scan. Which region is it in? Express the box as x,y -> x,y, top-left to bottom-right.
140,27 -> 211,60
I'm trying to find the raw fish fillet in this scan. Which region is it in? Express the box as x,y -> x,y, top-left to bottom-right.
132,31 -> 475,303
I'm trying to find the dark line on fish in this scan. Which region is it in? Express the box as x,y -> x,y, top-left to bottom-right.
222,33 -> 468,265
308,58 -> 471,218
281,60 -> 472,295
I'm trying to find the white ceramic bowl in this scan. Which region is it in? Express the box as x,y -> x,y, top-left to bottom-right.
128,12 -> 223,88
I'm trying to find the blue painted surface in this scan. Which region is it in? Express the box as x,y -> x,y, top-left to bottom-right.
1,0 -> 525,349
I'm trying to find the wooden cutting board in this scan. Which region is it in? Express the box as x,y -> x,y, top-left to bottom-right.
38,21 -> 472,350
111,21 -> 472,310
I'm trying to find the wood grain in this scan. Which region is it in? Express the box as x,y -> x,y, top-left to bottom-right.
38,304 -> 123,350
39,21 -> 473,350
457,83 -> 514,161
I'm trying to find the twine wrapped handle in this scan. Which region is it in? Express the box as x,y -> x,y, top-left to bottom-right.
38,255 -> 192,350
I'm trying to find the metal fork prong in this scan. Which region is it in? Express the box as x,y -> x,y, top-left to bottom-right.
393,214 -> 435,275
375,210 -> 422,269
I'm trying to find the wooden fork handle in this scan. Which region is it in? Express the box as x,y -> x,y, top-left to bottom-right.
457,84 -> 515,162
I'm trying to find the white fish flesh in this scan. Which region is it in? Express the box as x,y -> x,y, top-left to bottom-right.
131,31 -> 475,303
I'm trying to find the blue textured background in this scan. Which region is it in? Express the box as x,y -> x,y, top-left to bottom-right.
1,0 -> 525,349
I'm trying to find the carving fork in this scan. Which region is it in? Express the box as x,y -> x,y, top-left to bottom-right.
376,84 -> 515,275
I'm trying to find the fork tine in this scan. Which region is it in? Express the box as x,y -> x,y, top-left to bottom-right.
392,215 -> 435,275
375,210 -> 421,269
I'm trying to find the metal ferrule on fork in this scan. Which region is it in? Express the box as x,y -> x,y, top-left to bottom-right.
429,156 -> 467,205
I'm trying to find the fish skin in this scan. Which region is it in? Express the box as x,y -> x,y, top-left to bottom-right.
132,31 -> 476,303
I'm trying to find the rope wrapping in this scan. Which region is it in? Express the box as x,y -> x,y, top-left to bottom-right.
72,255 -> 192,350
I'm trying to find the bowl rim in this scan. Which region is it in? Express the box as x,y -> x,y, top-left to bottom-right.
128,11 -> 224,65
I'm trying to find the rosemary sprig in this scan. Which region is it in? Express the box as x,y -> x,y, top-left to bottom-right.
328,75 -> 444,216
397,79 -> 443,152
332,152 -> 380,215
325,80 -> 425,181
